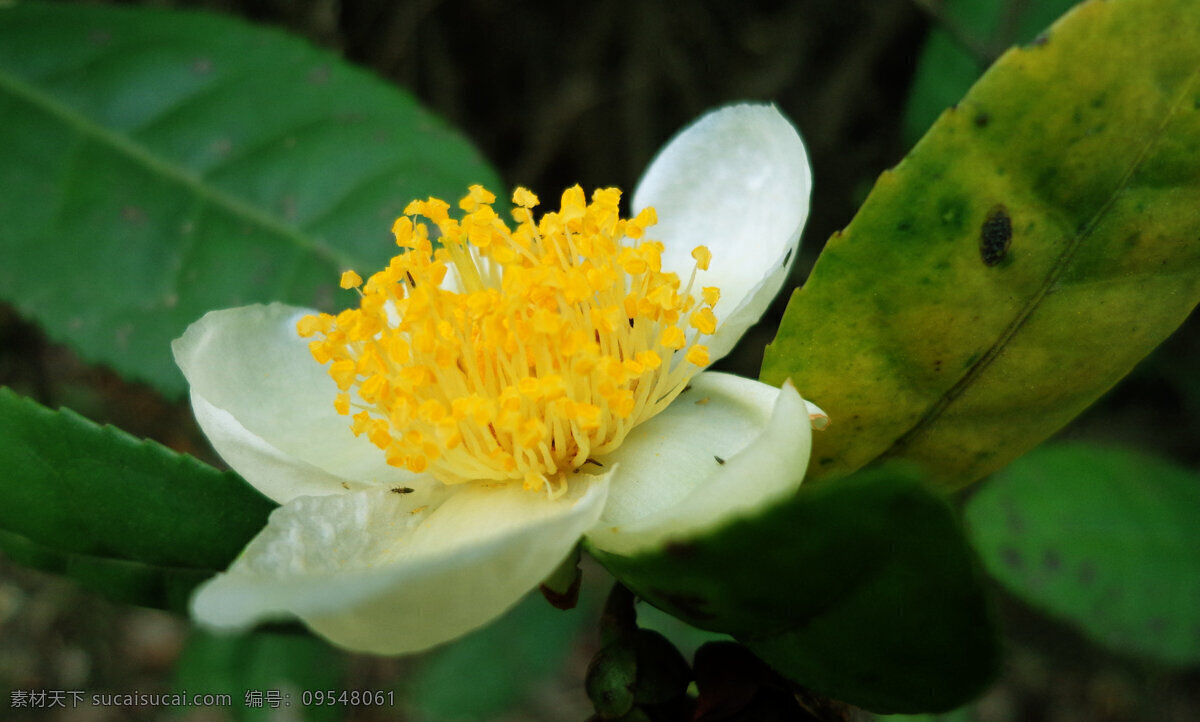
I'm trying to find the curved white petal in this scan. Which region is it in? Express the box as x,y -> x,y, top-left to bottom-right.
172,303 -> 423,502
587,372 -> 819,557
188,393 -> 389,503
633,104 -> 812,362
191,476 -> 609,655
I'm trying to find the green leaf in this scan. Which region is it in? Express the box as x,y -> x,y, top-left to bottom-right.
174,628 -> 347,722
0,387 -> 275,609
763,0 -> 1200,488
588,466 -> 999,714
0,527 -> 210,612
407,592 -> 590,720
0,3 -> 502,395
965,443 -> 1200,666
903,0 -> 1078,145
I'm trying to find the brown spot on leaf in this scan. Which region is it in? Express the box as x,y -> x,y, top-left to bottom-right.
121,205 -> 147,225
980,203 -> 1012,266
664,542 -> 696,559
539,575 -> 581,610
1078,562 -> 1096,585
307,65 -> 331,85
652,590 -> 715,621
1001,546 -> 1024,570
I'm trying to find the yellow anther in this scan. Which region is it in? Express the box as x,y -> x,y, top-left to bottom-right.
627,207 -> 657,239
690,307 -> 718,335
691,245 -> 713,271
392,216 -> 415,247
702,286 -> 720,307
459,184 -> 497,211
299,184 -> 722,491
686,345 -> 710,366
636,350 -> 662,370
660,326 -> 686,350
512,187 -> 540,208
296,314 -> 328,338
329,359 -> 357,390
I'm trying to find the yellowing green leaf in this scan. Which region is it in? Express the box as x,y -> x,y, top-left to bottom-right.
763,0 -> 1200,487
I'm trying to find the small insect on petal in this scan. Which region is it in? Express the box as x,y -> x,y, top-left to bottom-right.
391,486 -> 414,494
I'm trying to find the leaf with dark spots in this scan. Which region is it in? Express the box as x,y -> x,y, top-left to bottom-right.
763,0 -> 1200,488
0,3 -> 501,396
967,443 -> 1200,666
979,203 -> 1012,265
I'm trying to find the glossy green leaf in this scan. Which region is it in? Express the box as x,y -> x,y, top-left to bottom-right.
0,387 -> 275,609
174,628 -> 346,722
763,0 -> 1200,488
0,527 -> 210,613
903,0 -> 1077,145
588,466 -> 999,713
0,3 -> 501,395
966,443 -> 1200,666
407,591 -> 590,720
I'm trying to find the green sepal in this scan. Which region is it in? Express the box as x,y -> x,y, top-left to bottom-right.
586,584 -> 692,720
586,466 -> 999,713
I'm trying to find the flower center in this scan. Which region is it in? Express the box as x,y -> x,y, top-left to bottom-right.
298,185 -> 719,497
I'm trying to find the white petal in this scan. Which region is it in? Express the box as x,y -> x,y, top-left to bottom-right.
191,476 -> 609,655
587,372 -> 818,557
173,303 -> 423,502
633,104 -> 812,362
187,393 -> 385,503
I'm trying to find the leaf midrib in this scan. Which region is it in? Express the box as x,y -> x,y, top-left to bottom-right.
879,65 -> 1200,461
0,65 -> 358,271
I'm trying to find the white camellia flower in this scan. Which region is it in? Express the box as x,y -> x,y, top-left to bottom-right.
173,104 -> 825,655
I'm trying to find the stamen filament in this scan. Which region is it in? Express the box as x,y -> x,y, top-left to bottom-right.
300,185 -> 720,492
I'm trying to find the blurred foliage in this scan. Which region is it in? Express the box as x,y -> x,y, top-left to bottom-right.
903,0 -> 1078,146
406,591 -> 595,721
174,628 -> 346,722
967,443 -> 1200,666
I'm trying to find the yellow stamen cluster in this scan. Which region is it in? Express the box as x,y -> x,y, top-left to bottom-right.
298,185 -> 719,497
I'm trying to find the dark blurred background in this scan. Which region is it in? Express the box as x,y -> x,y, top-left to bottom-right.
2,1 -> 1198,720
